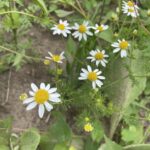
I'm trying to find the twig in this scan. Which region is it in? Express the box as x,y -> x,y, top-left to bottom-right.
2,70 -> 12,105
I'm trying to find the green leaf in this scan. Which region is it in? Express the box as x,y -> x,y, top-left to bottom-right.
55,9 -> 74,17
0,145 -> 10,150
47,112 -> 72,143
0,117 -> 13,146
13,50 -> 25,68
20,129 -> 40,150
91,121 -> 104,143
124,144 -> 150,150
53,143 -> 68,150
99,136 -> 123,150
105,49 -> 147,138
97,28 -> 114,43
121,125 -> 143,143
34,0 -> 48,14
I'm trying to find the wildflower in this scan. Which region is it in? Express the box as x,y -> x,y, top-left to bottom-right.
43,59 -> 50,65
51,20 -> 71,37
111,39 -> 130,58
45,51 -> 65,63
19,93 -> 28,101
147,9 -> 150,16
93,24 -> 108,34
23,83 -> 61,118
84,123 -> 94,132
133,29 -> 137,35
111,13 -> 118,21
78,65 -> 105,89
85,117 -> 90,122
69,146 -> 76,150
72,21 -> 93,41
87,49 -> 108,67
57,69 -> 63,75
122,1 -> 139,18
114,32 -> 119,37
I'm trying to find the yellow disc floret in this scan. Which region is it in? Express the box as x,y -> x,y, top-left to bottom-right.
78,25 -> 87,33
97,26 -> 104,32
19,93 -> 28,101
95,52 -> 104,60
88,72 -> 97,81
52,55 -> 61,62
35,89 -> 49,104
127,1 -> 134,7
128,8 -> 134,12
57,24 -> 65,30
119,41 -> 129,49
84,123 -> 94,132
44,59 -> 50,65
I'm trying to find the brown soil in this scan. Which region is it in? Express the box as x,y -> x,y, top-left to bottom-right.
0,26 -> 66,132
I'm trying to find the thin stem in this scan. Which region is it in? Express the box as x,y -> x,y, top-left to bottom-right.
9,0 -> 18,51
75,0 -> 86,17
0,10 -> 56,23
70,4 -> 87,18
99,0 -> 105,22
0,45 -> 44,61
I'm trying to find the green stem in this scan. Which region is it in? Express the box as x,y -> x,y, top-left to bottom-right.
9,0 -> 18,51
0,45 -> 43,61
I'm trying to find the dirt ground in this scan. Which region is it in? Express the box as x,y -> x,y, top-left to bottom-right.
0,26 -> 66,132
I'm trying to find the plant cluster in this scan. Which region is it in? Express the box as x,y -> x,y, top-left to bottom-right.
0,0 -> 150,150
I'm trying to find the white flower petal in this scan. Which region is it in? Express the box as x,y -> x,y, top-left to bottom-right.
23,97 -> 34,104
48,88 -> 57,94
38,104 -> 45,118
26,102 -> 37,110
44,102 -> 53,111
40,83 -> 45,89
31,83 -> 38,92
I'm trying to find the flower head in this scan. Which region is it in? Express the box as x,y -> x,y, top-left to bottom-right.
111,39 -> 130,58
51,20 -> 71,37
87,49 -> 109,67
93,24 -> 108,34
122,1 -> 139,18
72,21 -> 93,41
84,123 -> 94,132
78,65 -> 105,89
23,83 -> 61,118
45,51 -> 65,63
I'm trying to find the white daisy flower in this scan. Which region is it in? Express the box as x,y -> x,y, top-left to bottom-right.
45,51 -> 65,63
78,65 -> 105,89
122,1 -> 139,18
111,39 -> 130,58
93,24 -> 108,34
51,20 -> 71,37
87,49 -> 109,67
23,83 -> 61,118
72,21 -> 93,41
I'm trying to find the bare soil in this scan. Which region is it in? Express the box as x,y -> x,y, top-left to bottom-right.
0,26 -> 66,132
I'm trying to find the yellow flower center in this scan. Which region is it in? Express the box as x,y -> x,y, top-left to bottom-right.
127,1 -> 134,7
84,123 -> 94,132
97,26 -> 104,32
88,72 -> 97,81
44,59 -> 50,65
119,41 -> 129,49
19,93 -> 28,101
57,24 -> 65,30
52,55 -> 61,62
95,52 -> 104,60
34,89 -> 49,104
78,25 -> 87,33
128,8 -> 134,12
